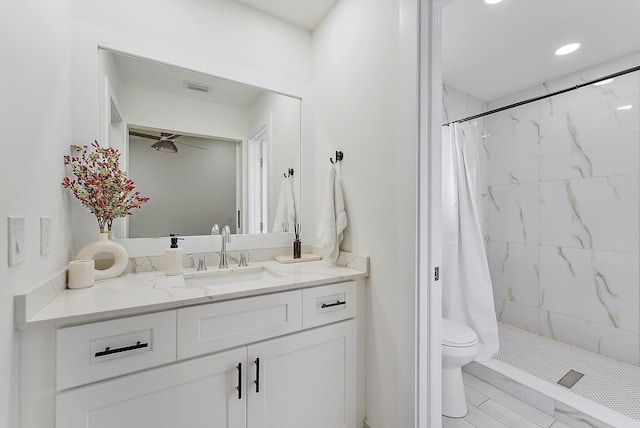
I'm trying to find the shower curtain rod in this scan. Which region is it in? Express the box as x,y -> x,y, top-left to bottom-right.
442,65 -> 640,126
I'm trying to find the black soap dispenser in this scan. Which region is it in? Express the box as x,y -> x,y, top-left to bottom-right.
293,224 -> 301,259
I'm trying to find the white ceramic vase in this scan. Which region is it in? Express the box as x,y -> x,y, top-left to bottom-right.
76,232 -> 128,281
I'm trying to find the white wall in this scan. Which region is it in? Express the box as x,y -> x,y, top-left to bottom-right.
69,0 -> 313,253
121,87 -> 249,144
0,2 -> 74,427
249,92 -> 302,231
99,48 -> 127,153
2,1 -> 425,426
313,0 -> 419,426
1,1 -> 311,426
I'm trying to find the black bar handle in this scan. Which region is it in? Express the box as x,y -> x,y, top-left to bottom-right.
94,341 -> 148,357
237,363 -> 242,400
237,210 -> 241,230
321,300 -> 346,309
254,358 -> 260,393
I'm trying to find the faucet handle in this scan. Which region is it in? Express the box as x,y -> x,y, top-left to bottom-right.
197,255 -> 208,271
238,251 -> 249,267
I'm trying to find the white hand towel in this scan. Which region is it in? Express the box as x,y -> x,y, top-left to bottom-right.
332,162 -> 347,261
272,178 -> 296,232
317,164 -> 348,262
317,166 -> 336,254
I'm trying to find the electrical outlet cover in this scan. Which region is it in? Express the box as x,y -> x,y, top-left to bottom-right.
40,217 -> 51,255
8,217 -> 25,266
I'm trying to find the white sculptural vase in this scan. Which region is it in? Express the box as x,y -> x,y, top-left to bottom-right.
76,232 -> 128,281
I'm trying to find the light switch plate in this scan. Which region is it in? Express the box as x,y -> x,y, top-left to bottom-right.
40,217 -> 51,255
8,217 -> 25,266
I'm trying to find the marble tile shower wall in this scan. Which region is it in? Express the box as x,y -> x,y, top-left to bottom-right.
486,54 -> 640,365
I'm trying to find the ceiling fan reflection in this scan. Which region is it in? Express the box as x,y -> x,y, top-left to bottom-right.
129,131 -> 207,153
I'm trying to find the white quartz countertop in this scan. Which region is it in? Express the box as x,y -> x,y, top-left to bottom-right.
17,259 -> 368,329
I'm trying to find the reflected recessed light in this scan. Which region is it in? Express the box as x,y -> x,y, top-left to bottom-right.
555,43 -> 581,56
617,105 -> 633,111
484,0 -> 504,4
593,78 -> 614,86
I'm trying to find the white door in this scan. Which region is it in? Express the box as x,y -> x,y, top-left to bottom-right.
248,126 -> 269,233
246,321 -> 356,428
57,347 -> 246,428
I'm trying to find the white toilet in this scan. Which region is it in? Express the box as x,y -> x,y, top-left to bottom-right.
441,317 -> 479,418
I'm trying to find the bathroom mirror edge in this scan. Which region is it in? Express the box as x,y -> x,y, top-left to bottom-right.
90,46 -> 308,253
71,33 -> 313,254
117,232 -> 296,258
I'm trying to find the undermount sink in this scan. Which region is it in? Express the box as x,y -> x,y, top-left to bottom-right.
184,266 -> 282,288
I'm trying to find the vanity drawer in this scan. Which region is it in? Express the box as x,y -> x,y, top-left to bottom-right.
56,311 -> 177,390
302,281 -> 356,329
177,290 -> 302,359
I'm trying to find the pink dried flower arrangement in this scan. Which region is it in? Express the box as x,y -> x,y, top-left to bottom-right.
62,140 -> 150,232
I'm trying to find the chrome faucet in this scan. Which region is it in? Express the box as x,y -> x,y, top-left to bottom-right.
218,225 -> 231,269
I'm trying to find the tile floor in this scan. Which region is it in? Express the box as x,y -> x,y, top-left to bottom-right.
442,372 -> 571,428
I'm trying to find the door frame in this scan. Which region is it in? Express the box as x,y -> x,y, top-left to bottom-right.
417,1 -> 447,427
248,125 -> 270,234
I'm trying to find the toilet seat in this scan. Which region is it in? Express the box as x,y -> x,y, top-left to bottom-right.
442,318 -> 478,347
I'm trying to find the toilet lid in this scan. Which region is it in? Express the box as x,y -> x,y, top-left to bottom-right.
441,318 -> 478,347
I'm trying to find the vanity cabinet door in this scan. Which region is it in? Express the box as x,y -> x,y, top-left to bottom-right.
246,320 -> 356,428
56,347 -> 246,428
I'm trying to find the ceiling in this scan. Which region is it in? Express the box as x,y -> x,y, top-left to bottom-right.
115,1 -> 640,105
230,0 -> 337,30
228,0 -> 640,101
111,52 -> 264,109
442,0 -> 640,101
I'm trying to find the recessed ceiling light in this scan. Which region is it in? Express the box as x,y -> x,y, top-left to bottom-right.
555,43 -> 581,56
593,78 -> 614,86
484,0 -> 504,4
617,105 -> 633,111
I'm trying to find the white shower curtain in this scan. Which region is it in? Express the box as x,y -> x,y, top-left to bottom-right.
442,121 -> 499,361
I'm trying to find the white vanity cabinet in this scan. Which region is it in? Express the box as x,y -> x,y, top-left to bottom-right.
57,347 -> 247,428
54,281 -> 358,428
247,320 -> 355,428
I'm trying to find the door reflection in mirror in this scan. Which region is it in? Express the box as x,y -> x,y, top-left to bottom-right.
248,125 -> 269,234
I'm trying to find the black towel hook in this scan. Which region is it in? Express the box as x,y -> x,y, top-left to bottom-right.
330,151 -> 344,164
284,168 -> 294,178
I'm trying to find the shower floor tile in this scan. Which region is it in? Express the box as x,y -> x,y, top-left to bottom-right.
496,322 -> 640,420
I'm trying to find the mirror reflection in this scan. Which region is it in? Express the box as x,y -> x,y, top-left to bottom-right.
99,49 -> 301,239
128,127 -> 240,237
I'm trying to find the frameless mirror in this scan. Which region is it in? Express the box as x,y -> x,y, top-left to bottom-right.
99,49 -> 301,239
